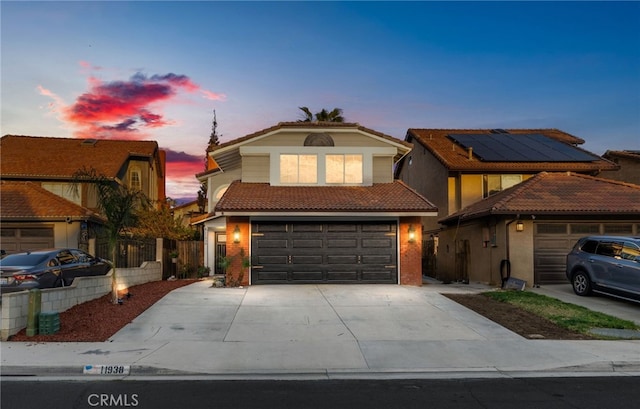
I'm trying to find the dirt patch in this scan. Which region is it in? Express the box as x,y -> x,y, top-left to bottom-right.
444,293 -> 593,340
9,279 -> 197,342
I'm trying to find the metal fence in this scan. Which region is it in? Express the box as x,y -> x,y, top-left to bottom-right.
95,238 -> 157,268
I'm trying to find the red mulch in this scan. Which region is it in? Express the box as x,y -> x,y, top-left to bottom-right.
9,279 -> 197,342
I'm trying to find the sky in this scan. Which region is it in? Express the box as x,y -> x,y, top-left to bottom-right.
2,1 -> 639,202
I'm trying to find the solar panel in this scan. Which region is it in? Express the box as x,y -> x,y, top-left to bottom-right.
447,133 -> 601,162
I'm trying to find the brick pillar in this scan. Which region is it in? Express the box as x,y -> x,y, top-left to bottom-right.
226,216 -> 250,286
399,216 -> 422,286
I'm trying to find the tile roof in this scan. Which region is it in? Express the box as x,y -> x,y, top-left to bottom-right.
604,150 -> 640,162
1,135 -> 160,179
406,129 -> 618,172
211,122 -> 412,153
439,172 -> 640,224
0,181 -> 104,221
215,180 -> 437,215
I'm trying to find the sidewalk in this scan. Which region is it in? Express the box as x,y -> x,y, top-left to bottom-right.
2,281 -> 639,379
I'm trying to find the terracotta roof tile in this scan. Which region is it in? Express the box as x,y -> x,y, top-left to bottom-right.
0,181 -> 104,221
215,181 -> 437,214
440,172 -> 640,224
1,135 -> 159,179
407,129 -> 617,172
604,150 -> 640,162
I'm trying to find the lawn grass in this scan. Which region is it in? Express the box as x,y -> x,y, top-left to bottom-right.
482,290 -> 640,335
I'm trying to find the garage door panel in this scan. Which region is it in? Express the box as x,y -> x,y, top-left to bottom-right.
293,255 -> 323,264
256,239 -> 288,248
256,255 -> 289,264
362,238 -> 393,248
255,224 -> 288,232
292,239 -> 323,248
326,271 -> 358,281
292,224 -> 323,233
256,271 -> 288,281
327,255 -> 358,264
327,224 -> 358,232
362,254 -> 393,264
291,271 -> 323,281
327,239 -> 357,248
362,224 -> 394,233
362,270 -> 394,281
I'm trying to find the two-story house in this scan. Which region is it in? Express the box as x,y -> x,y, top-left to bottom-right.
0,135 -> 166,253
394,129 -> 634,287
194,122 -> 437,286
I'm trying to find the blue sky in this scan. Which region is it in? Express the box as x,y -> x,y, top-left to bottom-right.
2,1 -> 639,200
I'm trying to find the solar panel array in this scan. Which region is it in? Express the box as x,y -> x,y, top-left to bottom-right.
447,133 -> 600,162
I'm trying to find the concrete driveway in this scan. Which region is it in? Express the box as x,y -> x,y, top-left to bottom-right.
91,280 -> 640,375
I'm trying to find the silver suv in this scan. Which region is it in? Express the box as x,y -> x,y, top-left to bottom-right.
566,236 -> 640,302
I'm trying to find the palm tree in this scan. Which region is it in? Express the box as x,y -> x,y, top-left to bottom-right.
297,107 -> 345,122
72,167 -> 150,302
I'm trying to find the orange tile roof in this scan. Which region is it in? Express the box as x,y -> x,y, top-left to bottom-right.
1,135 -> 160,179
215,180 -> 437,214
604,150 -> 640,162
406,129 -> 618,172
439,172 -> 640,224
0,181 -> 104,221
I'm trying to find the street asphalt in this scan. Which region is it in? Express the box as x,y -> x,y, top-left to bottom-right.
1,279 -> 639,379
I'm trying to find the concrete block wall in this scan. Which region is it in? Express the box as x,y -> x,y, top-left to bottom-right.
1,261 -> 162,340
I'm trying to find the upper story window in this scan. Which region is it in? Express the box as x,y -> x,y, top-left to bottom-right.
130,167 -> 142,191
483,174 -> 522,198
280,154 -> 317,184
326,154 -> 363,184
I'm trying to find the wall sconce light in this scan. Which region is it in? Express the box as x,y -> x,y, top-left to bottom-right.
516,220 -> 524,232
233,225 -> 241,243
408,224 -> 416,243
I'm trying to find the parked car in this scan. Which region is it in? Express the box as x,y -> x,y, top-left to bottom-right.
566,236 -> 640,303
0,248 -> 112,294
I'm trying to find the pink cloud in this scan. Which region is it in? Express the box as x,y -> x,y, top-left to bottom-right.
38,63 -> 225,140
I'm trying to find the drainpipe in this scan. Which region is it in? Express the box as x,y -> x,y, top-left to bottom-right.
501,215 -> 520,287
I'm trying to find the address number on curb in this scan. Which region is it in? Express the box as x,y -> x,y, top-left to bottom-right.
83,365 -> 130,375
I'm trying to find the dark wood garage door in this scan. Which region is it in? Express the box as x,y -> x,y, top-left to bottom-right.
251,221 -> 397,284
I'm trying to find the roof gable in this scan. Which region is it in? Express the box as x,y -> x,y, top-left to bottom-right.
209,122 -> 411,172
439,172 -> 640,224
406,129 -> 617,173
1,135 -> 160,180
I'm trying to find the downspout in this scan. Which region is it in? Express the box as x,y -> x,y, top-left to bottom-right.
501,215 -> 520,288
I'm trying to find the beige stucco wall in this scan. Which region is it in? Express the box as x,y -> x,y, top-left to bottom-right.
436,218 -> 535,288
244,130 -> 393,149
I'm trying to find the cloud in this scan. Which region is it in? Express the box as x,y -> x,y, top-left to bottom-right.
38,63 -> 225,139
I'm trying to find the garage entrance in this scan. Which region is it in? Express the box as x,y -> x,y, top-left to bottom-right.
0,226 -> 54,254
251,221 -> 397,284
534,222 -> 637,284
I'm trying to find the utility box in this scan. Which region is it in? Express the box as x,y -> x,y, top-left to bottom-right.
38,311 -> 60,335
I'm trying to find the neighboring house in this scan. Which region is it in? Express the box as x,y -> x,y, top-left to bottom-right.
395,129 -> 619,233
0,181 -> 105,252
172,199 -> 207,227
194,122 -> 437,286
601,150 -> 640,186
0,135 -> 166,253
436,172 -> 640,287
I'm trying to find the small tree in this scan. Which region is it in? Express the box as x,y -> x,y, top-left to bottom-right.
72,167 -> 150,303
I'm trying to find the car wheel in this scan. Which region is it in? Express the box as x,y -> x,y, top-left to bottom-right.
572,271 -> 592,296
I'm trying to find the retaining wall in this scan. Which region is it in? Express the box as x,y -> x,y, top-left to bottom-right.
1,261 -> 162,341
